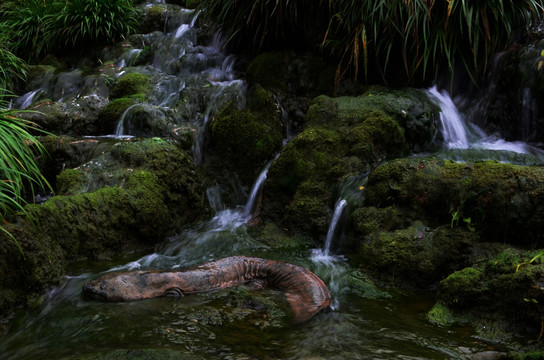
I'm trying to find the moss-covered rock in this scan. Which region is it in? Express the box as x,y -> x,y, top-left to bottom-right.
0,138 -> 207,319
364,157 -> 544,246
355,223 -> 476,288
209,87 -> 283,183
331,88 -> 439,152
254,222 -> 313,251
110,73 -> 151,99
0,223 -> 65,319
98,94 -> 145,133
434,248 -> 544,337
246,52 -> 288,91
262,89 -> 436,238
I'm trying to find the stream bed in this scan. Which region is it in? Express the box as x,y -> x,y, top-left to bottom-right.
0,244 -> 515,360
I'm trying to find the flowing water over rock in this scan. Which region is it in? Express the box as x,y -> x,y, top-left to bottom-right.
427,86 -> 544,163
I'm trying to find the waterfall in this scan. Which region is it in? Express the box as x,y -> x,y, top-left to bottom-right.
311,198 -> 348,261
243,154 -> 278,218
427,86 -> 544,161
15,89 -> 44,109
309,198 -> 348,311
427,86 -> 471,149
323,199 -> 347,256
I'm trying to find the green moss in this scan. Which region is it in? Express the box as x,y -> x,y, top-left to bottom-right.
110,73 -> 151,99
352,110 -> 406,158
511,351 -> 544,360
364,157 -> 544,246
246,85 -> 276,113
433,247 -> 544,337
356,222 -> 478,288
0,223 -> 65,317
347,270 -> 391,300
427,302 -> 457,326
56,168 -> 87,195
305,95 -> 339,127
284,181 -> 331,236
246,52 -> 287,90
125,170 -> 169,238
438,267 -> 486,307
256,222 -> 313,251
350,206 -> 405,237
211,102 -> 283,182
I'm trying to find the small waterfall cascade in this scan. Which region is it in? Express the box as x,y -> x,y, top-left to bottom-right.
427,86 -> 544,162
112,8 -> 247,158
322,199 -> 348,257
310,198 -> 349,311
243,154 -> 279,218
14,3 -> 247,163
104,155 -> 278,269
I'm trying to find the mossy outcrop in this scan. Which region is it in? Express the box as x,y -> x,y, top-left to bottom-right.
209,86 -> 284,183
364,157 -> 544,246
0,138 -> 207,318
430,248 -> 544,339
97,94 -> 145,133
110,73 -> 151,99
354,223 -> 477,288
261,89 -> 438,239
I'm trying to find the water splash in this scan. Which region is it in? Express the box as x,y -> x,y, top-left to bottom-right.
15,89 -> 45,109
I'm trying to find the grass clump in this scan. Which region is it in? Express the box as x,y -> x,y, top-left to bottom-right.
0,0 -> 140,61
0,93 -> 51,253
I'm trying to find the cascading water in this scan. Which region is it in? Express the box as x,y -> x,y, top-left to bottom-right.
322,199 -> 348,257
310,198 -> 349,311
243,154 -> 278,218
427,86 -> 544,162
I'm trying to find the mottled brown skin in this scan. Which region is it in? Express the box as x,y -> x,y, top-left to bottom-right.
83,256 -> 331,323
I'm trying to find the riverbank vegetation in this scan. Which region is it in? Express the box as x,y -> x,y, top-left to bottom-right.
0,0 -> 140,63
0,97 -> 50,252
200,0 -> 544,86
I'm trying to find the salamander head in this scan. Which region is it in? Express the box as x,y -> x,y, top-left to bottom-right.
83,270 -> 184,301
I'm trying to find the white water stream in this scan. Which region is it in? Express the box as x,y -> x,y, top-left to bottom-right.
427,86 -> 544,160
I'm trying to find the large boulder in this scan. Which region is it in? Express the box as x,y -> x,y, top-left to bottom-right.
208,86 -> 284,184
261,89 -> 438,239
